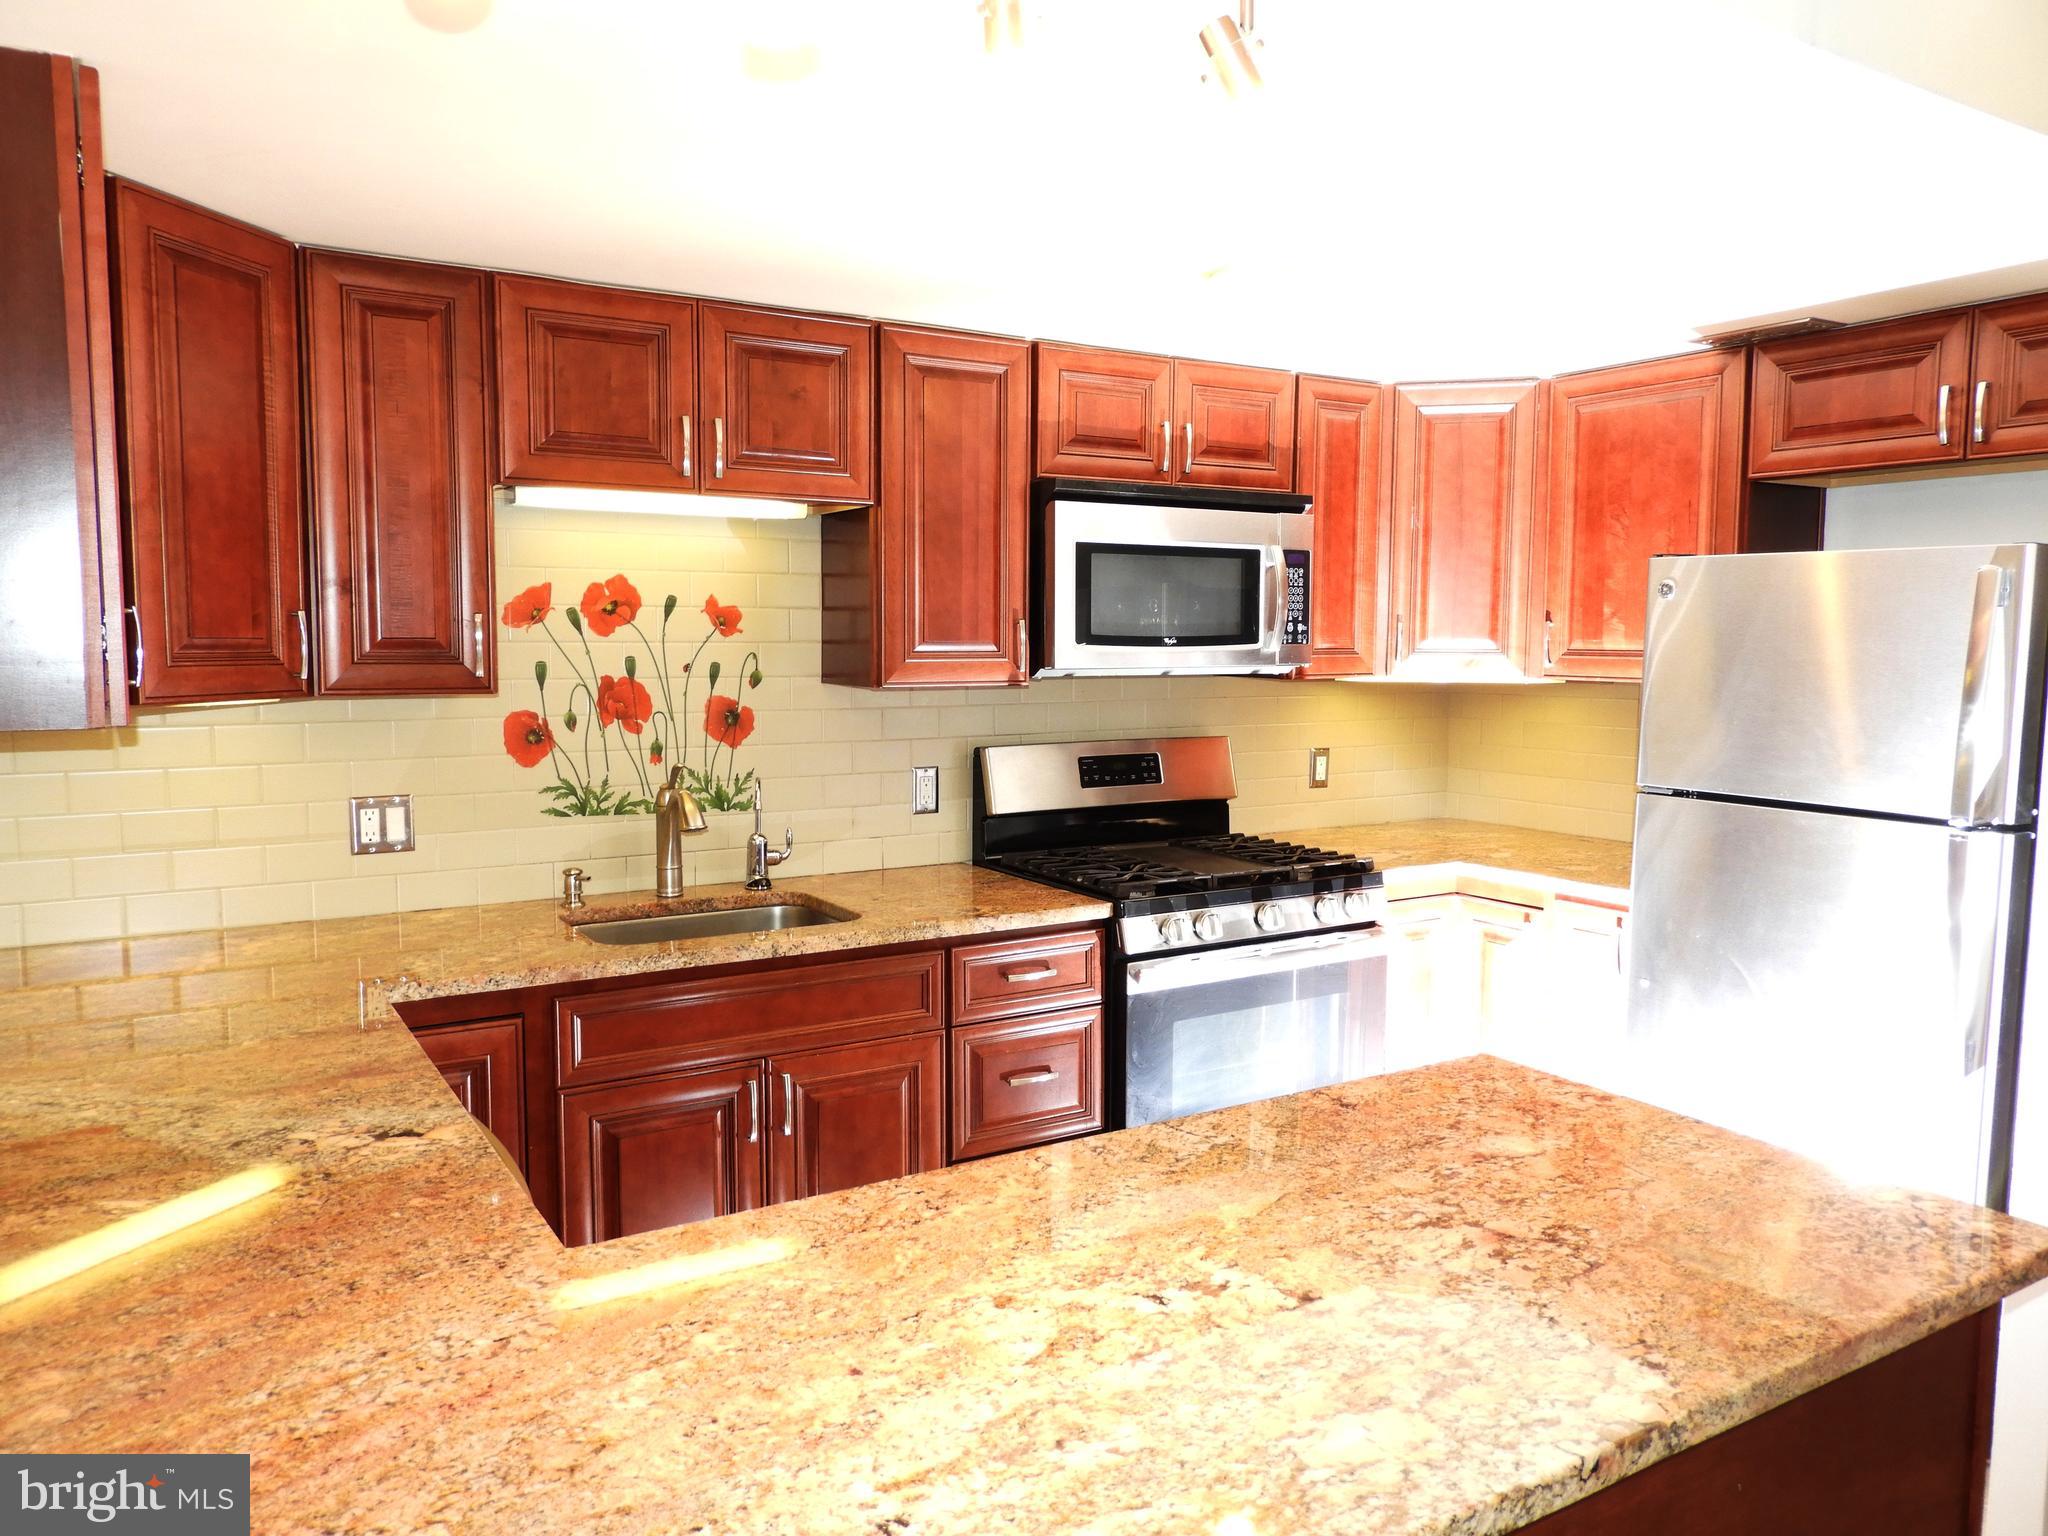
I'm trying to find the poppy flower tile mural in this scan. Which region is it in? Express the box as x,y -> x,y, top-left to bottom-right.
500,575 -> 764,816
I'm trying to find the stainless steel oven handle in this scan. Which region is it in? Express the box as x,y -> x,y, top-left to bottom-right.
1126,929 -> 1391,995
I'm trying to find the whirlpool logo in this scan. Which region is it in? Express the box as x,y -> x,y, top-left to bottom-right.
3,1456 -> 249,1533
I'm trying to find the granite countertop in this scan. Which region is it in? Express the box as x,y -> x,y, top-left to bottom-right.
3,1030 -> 2044,1534
1294,818 -> 1633,898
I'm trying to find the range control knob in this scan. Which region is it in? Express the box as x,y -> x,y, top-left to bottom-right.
1253,902 -> 1285,933
1343,890 -> 1371,920
1157,914 -> 1191,946
1191,910 -> 1222,942
1313,895 -> 1343,925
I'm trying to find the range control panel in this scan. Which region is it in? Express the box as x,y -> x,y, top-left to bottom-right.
1283,550 -> 1311,647
1078,752 -> 1163,789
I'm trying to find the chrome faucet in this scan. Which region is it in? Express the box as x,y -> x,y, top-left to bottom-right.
653,768 -> 708,898
745,785 -> 794,891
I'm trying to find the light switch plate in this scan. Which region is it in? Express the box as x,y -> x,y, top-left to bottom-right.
349,794 -> 415,854
911,766 -> 939,815
1309,747 -> 1331,788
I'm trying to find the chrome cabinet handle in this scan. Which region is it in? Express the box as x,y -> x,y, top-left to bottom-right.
125,605 -> 143,688
714,416 -> 725,478
1183,420 -> 1194,474
1001,1067 -> 1058,1086
1393,613 -> 1405,660
681,414 -> 693,477
1001,964 -> 1058,982
471,613 -> 486,678
1974,380 -> 1990,445
293,609 -> 310,682
780,1071 -> 795,1137
1158,420 -> 1170,475
1937,383 -> 1952,446
1543,611 -> 1555,669
746,1077 -> 760,1143
1014,612 -> 1029,682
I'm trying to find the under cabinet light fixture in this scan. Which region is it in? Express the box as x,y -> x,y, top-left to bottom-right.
979,0 -> 1024,53
501,486 -> 815,520
1199,0 -> 1263,96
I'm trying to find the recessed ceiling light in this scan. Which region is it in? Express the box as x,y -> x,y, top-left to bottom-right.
402,0 -> 493,35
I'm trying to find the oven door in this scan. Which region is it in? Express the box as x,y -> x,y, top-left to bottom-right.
1045,498 -> 1309,674
1121,928 -> 1390,1127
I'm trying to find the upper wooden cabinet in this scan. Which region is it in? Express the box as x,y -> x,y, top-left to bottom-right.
822,326 -> 1030,688
1388,381 -> 1541,679
1537,351 -> 1744,680
494,274 -> 697,489
1750,312 -> 1971,477
1294,376 -> 1385,677
699,303 -> 874,503
1035,344 -> 1295,489
0,47 -> 126,731
1970,294 -> 2048,459
303,251 -> 494,694
110,182 -> 309,703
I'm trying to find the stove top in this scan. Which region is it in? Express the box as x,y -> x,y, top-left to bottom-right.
989,833 -> 1378,905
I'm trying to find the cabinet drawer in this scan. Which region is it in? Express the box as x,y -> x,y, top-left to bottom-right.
950,929 -> 1103,1024
950,1006 -> 1104,1161
556,950 -> 942,1088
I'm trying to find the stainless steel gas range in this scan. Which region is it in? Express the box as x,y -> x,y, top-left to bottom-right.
972,736 -> 1390,1128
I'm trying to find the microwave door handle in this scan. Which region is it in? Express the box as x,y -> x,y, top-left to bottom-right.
1264,556 -> 1283,646
1127,930 -> 1392,994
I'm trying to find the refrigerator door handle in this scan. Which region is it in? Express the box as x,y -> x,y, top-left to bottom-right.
1949,564 -> 2013,829
1947,833 -> 2003,1077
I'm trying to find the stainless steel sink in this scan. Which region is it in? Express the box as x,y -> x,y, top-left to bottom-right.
572,903 -> 851,945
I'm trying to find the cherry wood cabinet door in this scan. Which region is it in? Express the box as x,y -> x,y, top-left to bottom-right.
1294,376 -> 1385,677
303,251 -> 493,694
110,182 -> 308,704
494,275 -> 697,489
949,1006 -> 1104,1161
0,48 -> 125,731
1034,343 -> 1173,481
413,1017 -> 525,1169
1968,294 -> 2048,459
1538,350 -> 1743,680
1749,311 -> 1970,477
558,1062 -> 766,1245
1388,381 -> 1540,678
698,303 -> 874,503
1173,359 -> 1296,489
869,326 -> 1030,686
766,1034 -> 943,1205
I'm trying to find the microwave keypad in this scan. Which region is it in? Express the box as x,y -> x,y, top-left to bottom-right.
1283,555 -> 1310,646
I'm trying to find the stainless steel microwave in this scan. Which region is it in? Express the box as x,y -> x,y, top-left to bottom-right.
1032,479 -> 1313,677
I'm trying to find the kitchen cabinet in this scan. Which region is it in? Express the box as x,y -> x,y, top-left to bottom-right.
0,46 -> 126,731
1294,375 -> 1386,677
1388,380 -> 1541,679
766,1034 -> 944,1204
950,928 -> 1103,1023
559,1063 -> 766,1245
1465,894 -> 1546,1063
1537,350 -> 1744,680
303,251 -> 495,694
1749,311 -> 1972,477
1969,292 -> 2048,459
1034,344 -> 1294,489
413,1016 -> 525,1171
494,274 -> 697,489
110,181 -> 310,703
821,326 -> 1030,687
950,1005 -> 1104,1161
698,302 -> 874,503
1381,894 -> 1456,1071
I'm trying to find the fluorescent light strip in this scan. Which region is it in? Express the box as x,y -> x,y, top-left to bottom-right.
503,485 -> 814,519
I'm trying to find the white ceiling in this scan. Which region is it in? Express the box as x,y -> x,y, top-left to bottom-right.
6,0 -> 2047,380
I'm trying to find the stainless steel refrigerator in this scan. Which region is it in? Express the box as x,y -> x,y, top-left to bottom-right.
1622,543 -> 2048,1536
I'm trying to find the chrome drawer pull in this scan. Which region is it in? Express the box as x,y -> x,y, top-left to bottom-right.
1000,964 -> 1059,982
1001,1067 -> 1058,1086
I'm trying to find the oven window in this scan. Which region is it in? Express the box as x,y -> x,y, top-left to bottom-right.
1076,543 -> 1261,648
1124,942 -> 1388,1127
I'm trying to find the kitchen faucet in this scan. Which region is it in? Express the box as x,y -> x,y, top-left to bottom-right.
653,767 -> 708,899
745,784 -> 794,891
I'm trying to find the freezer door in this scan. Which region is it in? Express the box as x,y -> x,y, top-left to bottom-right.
1638,544 -> 2047,825
1620,793 -> 2027,1207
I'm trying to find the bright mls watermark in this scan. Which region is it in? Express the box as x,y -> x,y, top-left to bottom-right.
2,1456 -> 249,1533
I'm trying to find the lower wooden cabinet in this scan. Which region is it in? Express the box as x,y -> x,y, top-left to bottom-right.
767,1034 -> 944,1204
950,1006 -> 1104,1160
412,1017 -> 526,1172
559,1062 -> 767,1245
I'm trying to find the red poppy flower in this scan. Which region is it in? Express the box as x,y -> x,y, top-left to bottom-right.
649,742 -> 664,766
703,693 -> 755,750
596,674 -> 653,735
579,574 -> 642,637
702,595 -> 743,637
500,581 -> 553,629
502,710 -> 553,768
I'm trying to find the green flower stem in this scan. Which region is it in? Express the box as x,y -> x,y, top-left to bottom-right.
536,679 -> 587,790
627,619 -> 676,729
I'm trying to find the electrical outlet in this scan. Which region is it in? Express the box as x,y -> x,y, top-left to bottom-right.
349,794 -> 415,854
911,766 -> 939,815
1309,747 -> 1331,788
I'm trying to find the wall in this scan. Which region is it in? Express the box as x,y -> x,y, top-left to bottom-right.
1822,466 -> 2048,549
1442,685 -> 1641,843
0,502 -> 1455,948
